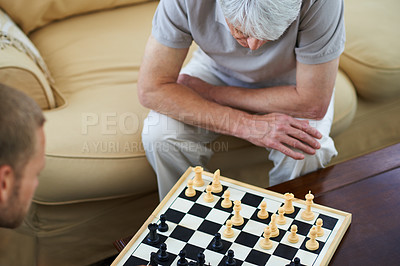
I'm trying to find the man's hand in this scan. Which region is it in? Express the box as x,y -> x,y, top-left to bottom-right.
177,74 -> 215,102
177,74 -> 322,160
241,113 -> 322,160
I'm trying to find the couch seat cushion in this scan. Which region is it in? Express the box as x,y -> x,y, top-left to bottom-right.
30,2 -> 159,203
340,0 -> 400,100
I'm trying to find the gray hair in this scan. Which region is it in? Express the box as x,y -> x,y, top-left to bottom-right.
0,83 -> 45,179
218,0 -> 302,41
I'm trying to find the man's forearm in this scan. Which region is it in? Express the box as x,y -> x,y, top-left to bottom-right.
139,81 -> 251,139
179,59 -> 339,120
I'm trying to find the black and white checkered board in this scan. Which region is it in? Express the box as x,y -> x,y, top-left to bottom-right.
114,168 -> 351,266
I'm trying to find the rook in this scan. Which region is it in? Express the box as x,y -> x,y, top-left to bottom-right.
146,223 -> 160,245
193,166 -> 204,187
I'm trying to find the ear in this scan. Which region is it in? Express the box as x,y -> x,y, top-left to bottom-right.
0,165 -> 15,204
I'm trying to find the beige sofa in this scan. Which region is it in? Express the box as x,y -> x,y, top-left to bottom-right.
0,0 -> 399,265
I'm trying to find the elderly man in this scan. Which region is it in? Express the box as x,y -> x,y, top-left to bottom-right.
139,0 -> 345,199
0,83 -> 46,228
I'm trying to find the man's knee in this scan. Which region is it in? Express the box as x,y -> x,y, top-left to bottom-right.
142,111 -> 180,145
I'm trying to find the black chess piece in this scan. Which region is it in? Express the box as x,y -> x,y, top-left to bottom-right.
212,233 -> 223,251
177,249 -> 188,266
158,213 -> 168,232
286,257 -> 301,266
146,223 -> 160,245
149,252 -> 158,266
157,243 -> 169,262
197,251 -> 205,266
225,249 -> 236,266
188,262 -> 197,266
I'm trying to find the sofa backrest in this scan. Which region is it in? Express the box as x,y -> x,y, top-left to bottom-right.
0,0 -> 155,34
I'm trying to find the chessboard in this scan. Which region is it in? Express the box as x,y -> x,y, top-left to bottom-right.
112,166 -> 351,266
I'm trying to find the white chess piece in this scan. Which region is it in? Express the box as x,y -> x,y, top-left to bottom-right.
306,226 -> 319,250
185,179 -> 196,197
231,200 -> 244,226
276,207 -> 286,225
257,201 -> 269,219
193,166 -> 204,187
316,218 -> 324,237
221,190 -> 232,208
223,220 -> 234,238
260,226 -> 273,249
287,224 -> 299,243
269,213 -> 279,237
211,169 -> 222,193
203,185 -> 214,202
283,193 -> 295,214
301,191 -> 315,221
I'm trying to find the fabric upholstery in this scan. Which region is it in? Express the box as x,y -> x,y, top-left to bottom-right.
0,9 -> 55,109
0,0 -> 154,34
30,2 -> 159,203
340,0 -> 400,100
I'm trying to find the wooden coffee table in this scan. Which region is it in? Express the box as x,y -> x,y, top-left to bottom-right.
114,143 -> 400,265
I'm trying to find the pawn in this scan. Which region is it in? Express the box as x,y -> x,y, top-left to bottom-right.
293,257 -> 301,266
221,190 -> 232,208
257,201 -> 269,219
197,251 -> 205,266
185,179 -> 196,197
203,185 -> 214,202
157,243 -> 169,262
276,207 -> 286,225
287,224 -> 299,243
211,169 -> 223,193
223,220 -> 235,238
225,250 -> 236,266
158,213 -> 168,232
306,226 -> 319,251
316,218 -> 324,237
149,252 -> 158,266
269,213 -> 279,237
212,233 -> 223,251
177,249 -> 188,266
260,226 -> 273,249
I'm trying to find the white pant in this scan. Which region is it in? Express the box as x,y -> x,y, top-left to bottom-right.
142,50 -> 338,200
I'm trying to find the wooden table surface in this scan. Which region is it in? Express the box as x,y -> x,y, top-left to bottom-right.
269,143 -> 400,265
114,143 -> 400,265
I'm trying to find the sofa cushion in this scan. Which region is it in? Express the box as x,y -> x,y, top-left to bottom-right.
340,0 -> 400,100
0,9 -> 55,109
30,2 -> 159,203
0,0 -> 154,34
331,69 -> 357,136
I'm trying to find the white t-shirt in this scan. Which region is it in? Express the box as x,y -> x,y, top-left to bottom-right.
152,0 -> 345,88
